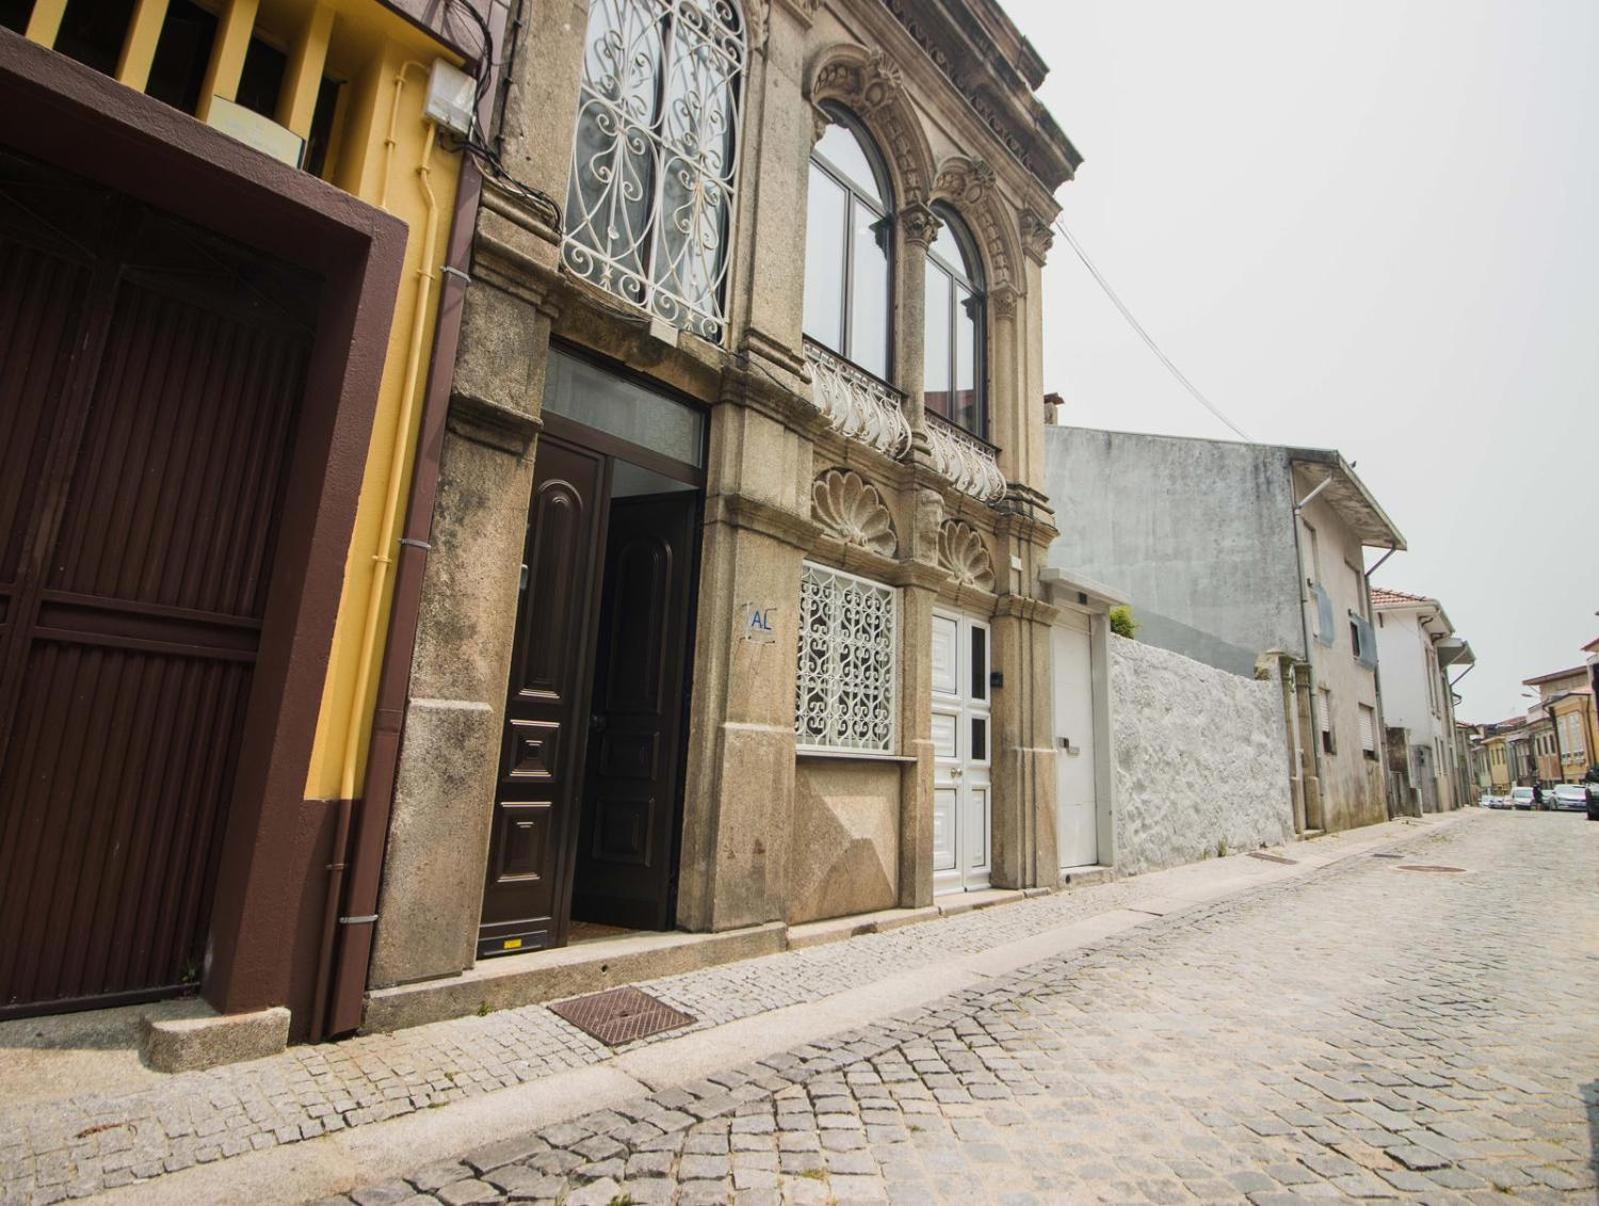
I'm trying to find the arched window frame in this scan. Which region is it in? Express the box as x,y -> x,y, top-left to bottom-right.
562,0 -> 748,344
803,105 -> 896,382
924,202 -> 987,440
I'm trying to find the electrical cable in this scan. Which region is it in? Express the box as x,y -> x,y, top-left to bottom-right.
1052,216 -> 1254,443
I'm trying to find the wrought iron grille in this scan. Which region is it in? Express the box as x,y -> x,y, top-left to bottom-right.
926,412 -> 1006,503
796,562 -> 897,754
563,0 -> 746,342
803,339 -> 913,459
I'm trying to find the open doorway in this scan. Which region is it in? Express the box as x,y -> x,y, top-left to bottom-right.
478,351 -> 704,959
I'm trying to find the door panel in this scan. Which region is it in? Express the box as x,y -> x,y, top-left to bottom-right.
932,610 -> 991,894
480,438 -> 607,957
1053,621 -> 1099,868
572,493 -> 697,931
0,161 -> 313,1013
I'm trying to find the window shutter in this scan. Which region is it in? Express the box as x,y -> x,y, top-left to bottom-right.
1314,584 -> 1335,647
1359,705 -> 1376,752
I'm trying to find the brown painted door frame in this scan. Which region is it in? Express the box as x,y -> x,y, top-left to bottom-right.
479,406 -> 702,958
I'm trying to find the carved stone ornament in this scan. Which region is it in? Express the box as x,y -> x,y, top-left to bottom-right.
813,469 -> 898,556
807,44 -> 933,202
933,155 -> 996,205
1021,210 -> 1055,262
900,201 -> 941,249
938,519 -> 996,590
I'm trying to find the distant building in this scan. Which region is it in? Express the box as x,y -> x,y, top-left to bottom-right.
1521,666 -> 1597,784
1370,589 -> 1473,813
1043,428 -> 1406,834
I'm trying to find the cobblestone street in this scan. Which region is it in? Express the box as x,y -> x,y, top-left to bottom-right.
3,812 -> 1595,1205
331,813 -> 1597,1205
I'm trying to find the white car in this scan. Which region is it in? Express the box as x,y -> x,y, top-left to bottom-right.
1509,786 -> 1537,810
1552,784 -> 1589,812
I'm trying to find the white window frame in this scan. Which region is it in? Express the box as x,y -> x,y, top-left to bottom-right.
795,561 -> 899,756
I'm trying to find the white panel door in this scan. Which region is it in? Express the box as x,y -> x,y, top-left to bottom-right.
933,609 -> 992,894
1052,619 -> 1099,869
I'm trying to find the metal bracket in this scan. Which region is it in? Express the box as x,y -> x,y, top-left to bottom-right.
398,537 -> 432,550
338,914 -> 379,925
440,264 -> 472,285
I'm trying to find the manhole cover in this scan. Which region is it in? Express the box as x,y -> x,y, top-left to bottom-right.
550,986 -> 694,1046
1397,864 -> 1467,874
1248,851 -> 1297,865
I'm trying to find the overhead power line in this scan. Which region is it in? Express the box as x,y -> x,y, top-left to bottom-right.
1052,217 -> 1254,443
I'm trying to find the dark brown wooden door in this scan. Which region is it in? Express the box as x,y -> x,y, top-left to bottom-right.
0,151 -> 314,1014
572,493 -> 697,931
479,437 -> 608,958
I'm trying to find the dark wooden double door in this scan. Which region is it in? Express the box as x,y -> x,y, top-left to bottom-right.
0,151 -> 313,1013
478,428 -> 698,958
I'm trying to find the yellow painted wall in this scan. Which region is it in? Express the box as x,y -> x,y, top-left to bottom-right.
303,37 -> 463,800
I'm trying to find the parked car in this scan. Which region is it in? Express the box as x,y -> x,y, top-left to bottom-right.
1552,784 -> 1588,812
1509,786 -> 1536,810
1478,792 -> 1504,809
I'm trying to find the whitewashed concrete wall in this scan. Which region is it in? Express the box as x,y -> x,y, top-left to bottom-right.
1110,634 -> 1294,875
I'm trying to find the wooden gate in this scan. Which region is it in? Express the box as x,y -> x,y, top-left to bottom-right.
0,151 -> 315,1015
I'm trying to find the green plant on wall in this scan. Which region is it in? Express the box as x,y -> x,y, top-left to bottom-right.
1109,605 -> 1138,639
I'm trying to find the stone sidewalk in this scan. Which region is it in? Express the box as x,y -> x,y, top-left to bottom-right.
329,811 -> 1598,1205
0,814 -> 1491,1204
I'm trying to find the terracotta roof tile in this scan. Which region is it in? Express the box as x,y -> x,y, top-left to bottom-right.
1370,587 -> 1432,607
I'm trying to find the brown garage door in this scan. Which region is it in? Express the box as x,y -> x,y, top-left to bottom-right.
0,151 -> 316,1015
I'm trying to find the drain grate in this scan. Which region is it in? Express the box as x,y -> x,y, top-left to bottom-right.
1248,851 -> 1297,865
1398,864 -> 1467,874
550,986 -> 695,1047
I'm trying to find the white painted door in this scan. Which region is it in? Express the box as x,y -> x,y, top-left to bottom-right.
932,610 -> 992,894
1052,618 -> 1099,869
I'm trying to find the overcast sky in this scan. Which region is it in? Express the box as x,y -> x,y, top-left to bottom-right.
1005,0 -> 1599,724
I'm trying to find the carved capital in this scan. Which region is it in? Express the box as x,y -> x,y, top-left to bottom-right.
988,282 -> 1019,322
900,201 -> 941,250
1021,210 -> 1055,264
933,155 -> 996,206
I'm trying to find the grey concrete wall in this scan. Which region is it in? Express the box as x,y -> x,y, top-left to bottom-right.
1044,428 -> 1305,674
1110,635 -> 1294,876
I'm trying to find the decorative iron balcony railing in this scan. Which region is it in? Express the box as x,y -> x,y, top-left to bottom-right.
926,412 -> 1006,504
803,340 -> 913,460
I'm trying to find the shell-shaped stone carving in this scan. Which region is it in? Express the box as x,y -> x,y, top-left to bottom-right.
938,519 -> 995,590
813,469 -> 897,556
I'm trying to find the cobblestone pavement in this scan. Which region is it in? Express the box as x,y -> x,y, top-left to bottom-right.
323,813 -> 1599,1205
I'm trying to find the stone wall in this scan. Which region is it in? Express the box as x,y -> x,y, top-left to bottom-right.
1110,635 -> 1294,875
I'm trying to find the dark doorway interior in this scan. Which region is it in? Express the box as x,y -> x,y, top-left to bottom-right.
479,359 -> 703,961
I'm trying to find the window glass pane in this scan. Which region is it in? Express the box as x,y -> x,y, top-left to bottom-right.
814,122 -> 883,205
954,285 -> 979,435
924,260 -> 952,420
970,626 -> 987,701
930,220 -> 964,279
849,200 -> 890,378
803,166 -> 848,352
544,350 -> 706,467
971,716 -> 988,762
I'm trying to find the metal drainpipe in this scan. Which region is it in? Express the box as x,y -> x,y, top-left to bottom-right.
1287,480 -> 1322,826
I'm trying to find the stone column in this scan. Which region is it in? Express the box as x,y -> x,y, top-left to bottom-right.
894,486 -> 945,909
1260,650 -> 1306,834
1293,662 -> 1325,832
988,597 -> 1059,891
370,239 -> 558,987
987,283 -> 1022,483
675,386 -> 815,932
897,202 -> 938,453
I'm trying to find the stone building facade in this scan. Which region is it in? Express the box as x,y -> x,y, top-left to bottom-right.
344,0 -> 1081,1024
1043,428 -> 1406,837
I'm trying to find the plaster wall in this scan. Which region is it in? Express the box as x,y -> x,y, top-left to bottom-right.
1374,609 -> 1439,741
1108,636 -> 1294,876
1043,428 -> 1304,676
1295,480 -> 1386,831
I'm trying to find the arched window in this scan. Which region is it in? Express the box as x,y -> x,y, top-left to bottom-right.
924,205 -> 985,437
803,110 -> 893,380
563,0 -> 747,343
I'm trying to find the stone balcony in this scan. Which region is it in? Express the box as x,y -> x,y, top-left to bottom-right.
802,339 -> 1006,505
